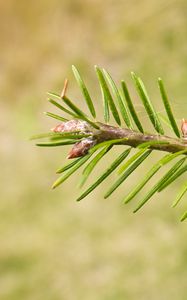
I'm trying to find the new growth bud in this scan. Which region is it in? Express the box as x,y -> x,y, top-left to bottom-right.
51,120 -> 96,158
51,119 -> 91,133
181,119 -> 187,139
67,138 -> 96,159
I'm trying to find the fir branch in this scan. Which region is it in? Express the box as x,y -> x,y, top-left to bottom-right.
32,66 -> 187,221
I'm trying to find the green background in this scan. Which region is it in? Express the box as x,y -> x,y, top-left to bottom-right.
1,0 -> 187,299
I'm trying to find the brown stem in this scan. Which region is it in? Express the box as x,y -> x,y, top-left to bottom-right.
94,122 -> 187,154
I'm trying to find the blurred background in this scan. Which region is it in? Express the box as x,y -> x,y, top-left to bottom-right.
1,0 -> 187,299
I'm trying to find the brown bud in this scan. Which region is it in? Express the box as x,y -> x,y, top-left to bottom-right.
51,120 -> 91,133
67,138 -> 96,159
181,119 -> 187,139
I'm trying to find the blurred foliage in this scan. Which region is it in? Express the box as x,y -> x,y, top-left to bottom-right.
1,0 -> 187,299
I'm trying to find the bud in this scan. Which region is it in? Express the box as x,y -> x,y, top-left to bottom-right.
67,138 -> 96,159
181,119 -> 187,139
51,120 -> 91,133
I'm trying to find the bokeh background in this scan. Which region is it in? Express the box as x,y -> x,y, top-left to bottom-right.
1,0 -> 187,299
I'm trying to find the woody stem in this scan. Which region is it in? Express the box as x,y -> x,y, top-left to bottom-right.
92,122 -> 187,154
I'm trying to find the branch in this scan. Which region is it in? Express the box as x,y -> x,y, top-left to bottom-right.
32,65 -> 187,221
94,122 -> 187,154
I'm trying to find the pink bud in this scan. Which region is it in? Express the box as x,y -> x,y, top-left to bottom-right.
51,123 -> 65,132
181,119 -> 187,138
67,139 -> 95,159
51,120 -> 90,133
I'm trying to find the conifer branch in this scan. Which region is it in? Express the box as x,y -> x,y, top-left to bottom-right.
32,66 -> 187,221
